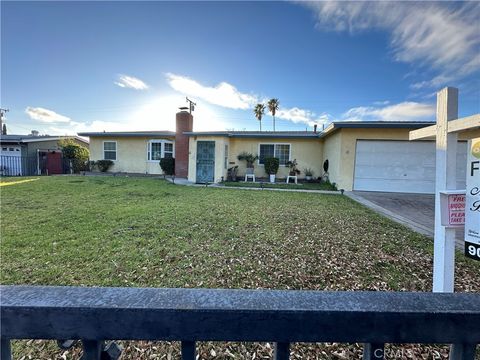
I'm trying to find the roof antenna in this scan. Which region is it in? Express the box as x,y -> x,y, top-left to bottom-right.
186,97 -> 196,114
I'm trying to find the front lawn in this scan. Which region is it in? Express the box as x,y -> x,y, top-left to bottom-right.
1,176 -> 478,359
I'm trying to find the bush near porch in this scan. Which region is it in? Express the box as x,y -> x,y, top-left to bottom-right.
1,176 -> 478,359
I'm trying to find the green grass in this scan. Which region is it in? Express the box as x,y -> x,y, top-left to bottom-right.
1,176 -> 479,359
1,175 -> 478,289
222,180 -> 338,191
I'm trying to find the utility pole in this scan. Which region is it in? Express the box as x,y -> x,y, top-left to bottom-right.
0,108 -> 9,135
186,97 -> 196,114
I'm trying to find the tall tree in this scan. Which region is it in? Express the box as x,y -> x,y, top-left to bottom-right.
2,124 -> 7,135
267,98 -> 279,132
254,103 -> 265,131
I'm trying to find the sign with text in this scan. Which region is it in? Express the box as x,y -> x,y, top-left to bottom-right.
440,192 -> 465,227
465,137 -> 480,261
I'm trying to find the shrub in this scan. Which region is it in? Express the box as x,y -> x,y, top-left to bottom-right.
237,152 -> 259,168
304,168 -> 314,177
286,159 -> 301,175
61,143 -> 90,173
160,157 -> 175,175
96,160 -> 114,172
264,157 -> 279,175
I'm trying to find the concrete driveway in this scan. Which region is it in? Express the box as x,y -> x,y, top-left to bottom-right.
347,191 -> 464,248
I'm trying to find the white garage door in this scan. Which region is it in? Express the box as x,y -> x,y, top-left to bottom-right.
0,146 -> 23,176
353,140 -> 467,194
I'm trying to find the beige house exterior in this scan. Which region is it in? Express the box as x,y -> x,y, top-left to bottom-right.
85,132 -> 175,175
79,111 -> 480,193
187,134 -> 324,184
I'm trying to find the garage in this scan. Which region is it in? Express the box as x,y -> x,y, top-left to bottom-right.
353,140 -> 467,194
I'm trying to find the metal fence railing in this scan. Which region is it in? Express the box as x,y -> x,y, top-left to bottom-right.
0,156 -> 38,176
0,156 -> 80,176
1,286 -> 479,360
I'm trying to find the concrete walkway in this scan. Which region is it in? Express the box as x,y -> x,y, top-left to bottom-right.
347,191 -> 464,249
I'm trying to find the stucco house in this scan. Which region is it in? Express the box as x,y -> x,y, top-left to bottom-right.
79,109 -> 479,194
0,132 -> 89,176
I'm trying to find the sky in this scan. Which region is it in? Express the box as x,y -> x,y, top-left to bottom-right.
1,1 -> 479,135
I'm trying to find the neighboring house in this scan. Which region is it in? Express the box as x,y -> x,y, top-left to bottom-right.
79,110 -> 480,194
0,132 -> 89,176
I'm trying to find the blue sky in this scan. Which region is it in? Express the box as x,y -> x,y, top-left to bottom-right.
1,1 -> 479,135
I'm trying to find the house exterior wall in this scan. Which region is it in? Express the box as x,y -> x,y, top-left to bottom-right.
458,129 -> 480,140
322,131 -> 341,185
332,128 -> 415,191
188,136 -> 229,183
228,137 -> 323,179
25,140 -> 62,157
25,138 -> 87,157
89,136 -> 174,174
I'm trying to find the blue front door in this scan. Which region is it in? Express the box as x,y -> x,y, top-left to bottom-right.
196,141 -> 215,183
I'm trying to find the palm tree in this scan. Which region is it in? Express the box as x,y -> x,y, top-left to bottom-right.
254,103 -> 266,131
267,98 -> 279,132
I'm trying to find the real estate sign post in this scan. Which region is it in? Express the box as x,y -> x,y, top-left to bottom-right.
433,87 -> 458,293
464,138 -> 480,261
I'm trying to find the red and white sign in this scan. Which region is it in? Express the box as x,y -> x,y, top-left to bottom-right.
447,194 -> 465,226
440,191 -> 466,228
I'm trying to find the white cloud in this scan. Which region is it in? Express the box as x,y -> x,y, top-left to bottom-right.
373,100 -> 390,106
115,74 -> 149,90
343,102 -> 435,122
25,107 -> 71,123
38,94 -> 228,136
165,73 -> 258,110
302,1 -> 480,89
276,107 -> 329,126
165,73 -> 330,127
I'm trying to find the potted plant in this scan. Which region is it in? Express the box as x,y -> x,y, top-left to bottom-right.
264,157 -> 279,183
237,152 -> 259,175
304,168 -> 314,181
286,159 -> 301,176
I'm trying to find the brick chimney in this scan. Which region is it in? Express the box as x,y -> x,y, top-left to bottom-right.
175,110 -> 193,177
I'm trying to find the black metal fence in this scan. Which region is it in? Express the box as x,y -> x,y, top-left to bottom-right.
0,156 -> 77,176
1,286 -> 479,360
0,156 -> 38,176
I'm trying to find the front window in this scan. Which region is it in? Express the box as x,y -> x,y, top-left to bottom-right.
150,142 -> 162,160
259,144 -> 290,165
148,140 -> 174,160
164,142 -> 174,158
103,141 -> 117,160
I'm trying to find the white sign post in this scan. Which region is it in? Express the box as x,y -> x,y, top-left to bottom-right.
433,87 -> 458,293
464,138 -> 480,260
410,88 -> 480,293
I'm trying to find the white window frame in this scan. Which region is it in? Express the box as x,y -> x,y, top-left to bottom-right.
103,141 -> 117,161
258,143 -> 291,166
147,139 -> 175,162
